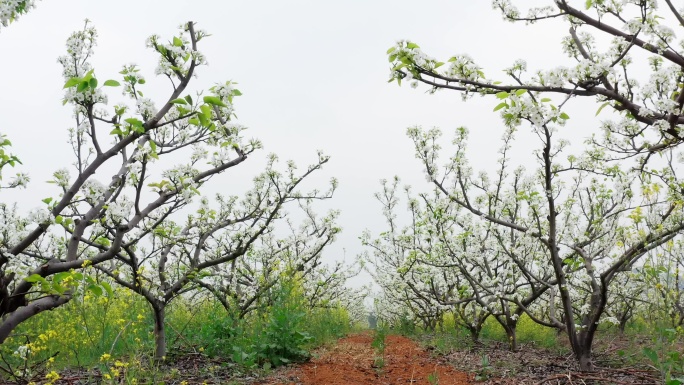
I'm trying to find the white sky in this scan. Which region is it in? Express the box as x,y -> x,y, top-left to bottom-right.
0,1 -> 606,288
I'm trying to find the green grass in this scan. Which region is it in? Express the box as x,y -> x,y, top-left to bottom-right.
0,282 -> 354,383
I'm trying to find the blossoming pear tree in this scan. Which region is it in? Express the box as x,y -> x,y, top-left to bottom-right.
197,206 -> 368,324
0,20 -> 337,354
366,171 -> 557,350
95,160 -> 336,360
411,186 -> 557,351
0,0 -> 38,32
386,0 -> 684,371
404,120 -> 684,370
362,178 -> 477,333
194,203 -> 341,321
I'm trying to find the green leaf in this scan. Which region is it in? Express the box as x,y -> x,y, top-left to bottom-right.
184,95 -> 193,105
585,0 -> 593,9
173,36 -> 183,47
495,91 -> 509,99
203,95 -> 227,107
560,112 -> 570,120
493,102 -> 508,112
232,89 -> 242,96
42,197 -> 53,204
124,118 -> 144,127
55,215 -> 63,224
386,47 -> 396,54
101,281 -> 114,297
51,282 -> 67,294
77,81 -> 90,92
434,62 -> 444,69
103,80 -> 120,87
197,112 -> 209,127
83,69 -> 94,81
515,89 -> 527,96
25,274 -> 47,283
643,347 -> 658,364
388,54 -> 397,62
87,284 -> 103,297
200,104 -> 212,120
63,78 -> 81,88
541,98 -> 552,103
170,98 -> 187,105
89,78 -> 98,89
595,101 -> 610,116
406,42 -> 420,49
94,237 -> 111,247
53,272 -> 70,284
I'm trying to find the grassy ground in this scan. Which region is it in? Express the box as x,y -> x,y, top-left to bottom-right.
398,314 -> 683,384
0,285 -> 356,384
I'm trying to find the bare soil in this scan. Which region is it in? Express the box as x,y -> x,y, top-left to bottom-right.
259,332 -> 664,385
260,332 -> 472,385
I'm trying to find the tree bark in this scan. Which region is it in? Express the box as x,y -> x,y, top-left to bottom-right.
0,294 -> 71,344
152,305 -> 166,362
577,347 -> 594,372
503,322 -> 518,351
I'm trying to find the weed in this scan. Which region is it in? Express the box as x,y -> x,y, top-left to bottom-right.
643,326 -> 684,384
474,353 -> 492,381
372,323 -> 388,354
0,278 -> 353,383
371,323 -> 389,375
427,367 -> 439,385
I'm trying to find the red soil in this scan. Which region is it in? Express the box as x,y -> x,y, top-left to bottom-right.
262,333 -> 472,385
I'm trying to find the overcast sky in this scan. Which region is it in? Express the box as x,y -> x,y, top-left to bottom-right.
1,1 -> 596,288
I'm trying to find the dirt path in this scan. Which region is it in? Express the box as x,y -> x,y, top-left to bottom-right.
261,333 -> 472,385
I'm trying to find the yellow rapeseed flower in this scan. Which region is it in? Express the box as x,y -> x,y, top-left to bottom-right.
100,353 -> 111,362
45,371 -> 60,383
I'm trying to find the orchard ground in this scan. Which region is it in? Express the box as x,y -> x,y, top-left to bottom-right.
2,290 -> 673,384
255,328 -> 667,385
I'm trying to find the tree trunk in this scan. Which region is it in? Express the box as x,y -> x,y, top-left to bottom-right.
618,313 -> 629,334
152,305 -> 166,362
493,313 -> 519,352
504,323 -> 517,351
577,347 -> 593,372
465,321 -> 483,343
